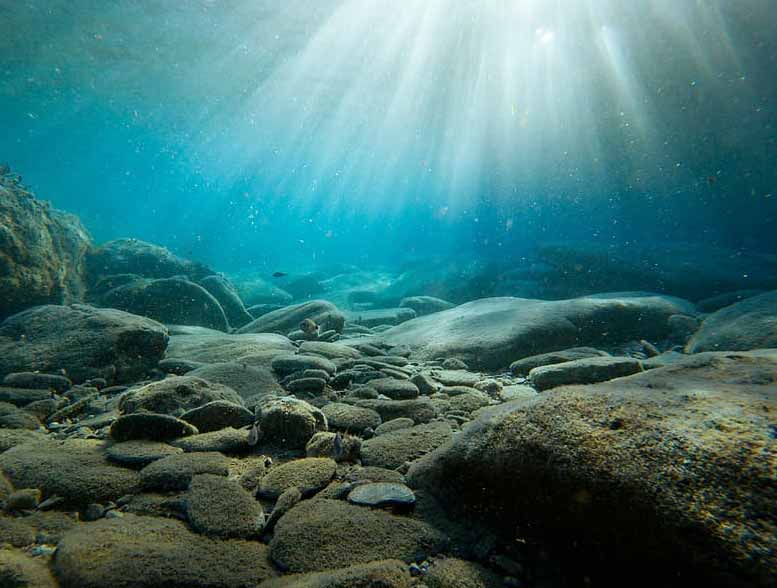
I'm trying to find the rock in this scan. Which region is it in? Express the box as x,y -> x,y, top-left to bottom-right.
428,370 -> 480,387
2,372 -> 71,392
305,432 -> 361,462
0,387 -> 51,406
410,373 -> 439,395
198,275 -> 253,328
345,466 -> 406,485
298,340 -> 362,359
259,457 -> 337,498
668,314 -> 701,343
0,406 -> 40,430
263,486 -> 302,534
271,354 -> 337,377
529,356 -> 644,391
0,304 -> 168,384
441,358 -> 469,370
697,289 -> 767,313
180,400 -> 253,432
187,361 -> 283,400
0,549 -> 58,588
110,413 -> 199,441
270,499 -> 446,572
686,290 -> 777,353
0,439 -> 139,506
447,391 -> 491,414
53,514 -> 275,588
165,330 -> 294,364
400,296 -> 456,316
408,350 -> 777,587
0,429 -> 47,453
157,358 -> 205,375
233,277 -> 293,306
498,385 -> 538,403
347,308 -> 417,328
238,300 -> 345,335
0,183 -> 91,320
282,275 -> 326,300
347,482 -> 416,509
185,474 -> 264,538
285,377 -> 327,395
509,347 -> 611,375
321,402 -> 381,432
369,378 -> 419,400
170,427 -> 249,453
258,397 -> 328,449
376,293 -> 694,370
356,398 -> 437,424
361,422 -> 453,470
106,440 -> 183,466
259,560 -> 412,588
247,303 -> 286,317
375,418 -> 414,436
118,376 -> 242,415
426,558 -> 504,588
7,488 -> 41,510
101,277 -> 229,331
139,451 -> 229,490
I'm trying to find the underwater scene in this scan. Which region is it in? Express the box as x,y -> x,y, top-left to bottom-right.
0,1 -> 776,586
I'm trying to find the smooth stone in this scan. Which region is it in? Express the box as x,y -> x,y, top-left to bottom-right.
321,402 -> 381,432
428,370 -> 480,387
139,452 -> 229,491
271,354 -> 337,377
106,440 -> 183,466
285,377 -> 327,395
238,300 -> 346,335
368,378 -> 419,400
169,427 -> 249,453
529,356 -> 644,391
509,346 -> 611,375
118,375 -> 242,415
270,499 -> 446,572
347,482 -> 416,509
361,422 -> 453,470
53,514 -> 275,588
110,413 -> 198,442
346,308 -> 417,328
299,341 -> 362,359
199,274 -> 254,329
2,372 -> 71,392
410,373 -> 439,395
697,289 -> 767,313
375,418 -> 414,436
181,400 -> 253,433
259,457 -> 337,499
400,296 -> 455,316
185,474 -> 264,538
164,331 -> 294,364
187,362 -> 283,400
498,385 -> 538,402
355,398 -> 437,424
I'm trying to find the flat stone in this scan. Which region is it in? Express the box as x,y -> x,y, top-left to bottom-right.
529,356 -> 644,391
106,440 -> 183,466
165,331 -> 294,364
110,413 -> 198,442
347,482 -> 416,508
0,387 -> 51,406
186,474 -> 264,538
238,300 -> 346,335
0,429 -> 47,453
2,372 -> 71,392
321,402 -> 381,432
361,422 -> 453,470
400,296 -> 456,316
369,378 -> 419,400
139,451 -> 229,491
299,341 -> 362,359
305,432 -> 361,462
510,347 -> 611,375
181,400 -> 253,432
410,373 -> 439,395
118,375 -> 242,415
259,457 -> 336,498
375,418 -> 414,436
257,397 -> 328,449
355,398 -> 437,424
429,370 -> 480,387
170,427 -> 249,453
285,377 -> 327,395
187,362 -> 283,400
157,358 -> 205,375
345,466 -> 406,485
271,354 -> 336,377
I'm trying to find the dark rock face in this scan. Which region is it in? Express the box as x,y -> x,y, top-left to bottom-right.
0,181 -> 92,319
408,350 -> 777,587
0,304 -> 168,384
100,277 -> 229,331
86,238 -> 214,285
238,300 -> 346,335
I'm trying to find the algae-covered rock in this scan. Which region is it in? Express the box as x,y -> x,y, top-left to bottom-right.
258,397 -> 328,449
109,413 -> 198,442
259,457 -> 336,498
105,440 -> 183,466
408,350 -> 777,587
528,356 -> 643,390
139,451 -> 229,491
270,499 -> 446,572
54,514 -> 275,588
187,362 -> 283,400
118,376 -> 242,415
185,474 -> 264,538
355,398 -> 437,424
321,402 -> 381,432
425,558 -> 504,588
199,274 -> 253,329
180,400 -> 253,433
361,422 -> 452,470
0,548 -> 58,588
0,304 -> 168,384
260,560 -> 412,588
238,300 -> 345,335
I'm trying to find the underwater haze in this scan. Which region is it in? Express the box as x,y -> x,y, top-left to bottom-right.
1,2 -> 777,588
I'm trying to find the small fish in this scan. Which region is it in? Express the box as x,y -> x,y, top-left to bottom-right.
272,272 -> 287,278
333,432 -> 344,459
247,421 -> 261,446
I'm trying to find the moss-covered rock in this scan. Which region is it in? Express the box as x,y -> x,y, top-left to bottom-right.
425,558 -> 504,588
355,398 -> 436,424
105,440 -> 183,466
260,560 -> 412,588
361,422 -> 452,470
0,548 -> 58,588
139,451 -> 229,491
119,376 -> 242,415
321,402 -> 381,433
169,427 -> 249,453
258,397 -> 328,449
109,413 -> 198,442
259,457 -> 336,499
180,400 -> 253,433
185,474 -> 264,538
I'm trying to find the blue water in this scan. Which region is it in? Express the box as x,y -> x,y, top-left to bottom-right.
1,0 -> 775,273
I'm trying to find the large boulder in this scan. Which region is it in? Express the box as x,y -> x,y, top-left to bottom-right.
408,350 -> 777,587
86,238 -> 214,284
238,300 -> 346,335
231,276 -> 294,306
400,296 -> 456,316
101,277 -> 229,331
187,362 -> 283,401
374,293 -> 694,371
686,290 -> 777,353
0,180 -> 92,319
0,304 -> 168,384
198,275 -> 253,329
164,329 -> 294,366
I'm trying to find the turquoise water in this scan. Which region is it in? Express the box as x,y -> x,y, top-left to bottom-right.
1,0 -> 775,272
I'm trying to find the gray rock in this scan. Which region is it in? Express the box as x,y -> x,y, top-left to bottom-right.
119,376 -> 242,415
271,354 -> 337,377
101,277 -> 229,331
258,397 -> 328,449
356,398 -> 437,424
321,402 -> 381,432
529,356 -> 644,391
305,431 -> 361,462
410,373 -> 439,396
0,304 -> 168,384
510,347 -> 611,375
139,451 -> 229,491
270,499 -> 446,572
347,308 -> 417,328
285,377 -> 327,395
106,440 -> 183,466
165,331 -> 294,364
298,340 -> 362,359
53,514 -> 275,588
375,293 -> 694,370
697,289 -> 767,313
199,274 -> 253,329
187,361 -> 283,400
185,473 -> 264,538
238,300 -> 345,335
110,413 -> 199,441
361,422 -> 453,470
400,296 -> 456,316
157,358 -> 206,375
428,370 -> 480,387
686,290 -> 777,353
375,418 -> 414,436
259,457 -> 337,498
0,387 -> 51,406
369,378 -> 419,400
170,427 -> 250,453
347,482 -> 416,509
2,372 -> 71,392
668,314 -> 701,343
181,400 -> 253,432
